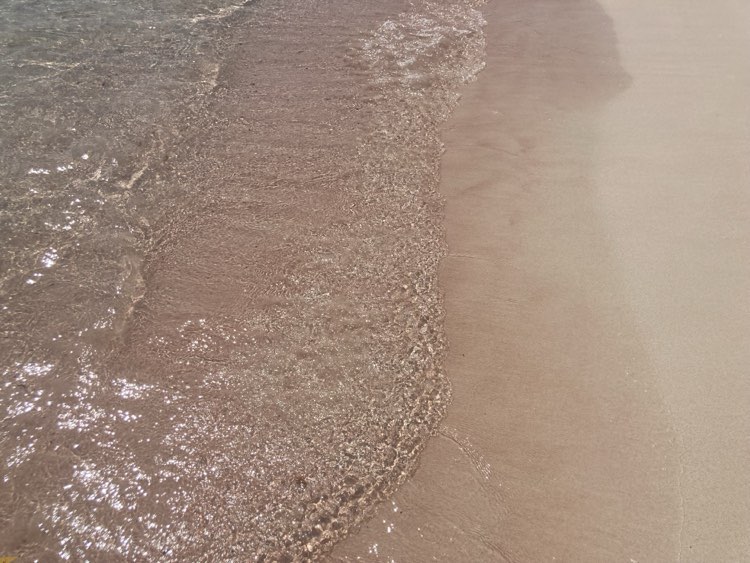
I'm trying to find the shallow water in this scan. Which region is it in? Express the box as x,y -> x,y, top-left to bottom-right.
1,0 -> 485,559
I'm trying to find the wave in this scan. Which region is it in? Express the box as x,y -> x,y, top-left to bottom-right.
0,0 -> 486,559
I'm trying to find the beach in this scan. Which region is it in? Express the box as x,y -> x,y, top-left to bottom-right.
333,0 -> 750,560
2,0 -> 749,559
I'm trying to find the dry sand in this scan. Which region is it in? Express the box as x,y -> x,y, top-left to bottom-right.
332,0 -> 750,561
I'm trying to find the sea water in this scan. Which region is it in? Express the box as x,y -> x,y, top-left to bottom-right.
0,0 -> 485,558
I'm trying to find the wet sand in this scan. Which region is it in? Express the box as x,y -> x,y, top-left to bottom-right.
333,0 -> 750,560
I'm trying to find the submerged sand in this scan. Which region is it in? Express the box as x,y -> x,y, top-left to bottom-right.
0,1 -> 487,559
333,0 -> 750,560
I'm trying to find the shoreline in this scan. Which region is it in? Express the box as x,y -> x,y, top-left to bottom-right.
332,0 -> 750,560
3,0 -> 748,559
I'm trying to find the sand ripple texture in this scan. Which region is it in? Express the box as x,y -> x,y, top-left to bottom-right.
0,0 -> 485,559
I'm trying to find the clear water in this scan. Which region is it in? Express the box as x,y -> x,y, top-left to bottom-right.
0,0 -> 486,559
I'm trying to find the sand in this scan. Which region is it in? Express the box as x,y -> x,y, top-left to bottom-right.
331,0 -> 750,560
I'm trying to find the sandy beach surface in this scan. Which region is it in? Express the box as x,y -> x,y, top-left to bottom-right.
332,0 -> 750,560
